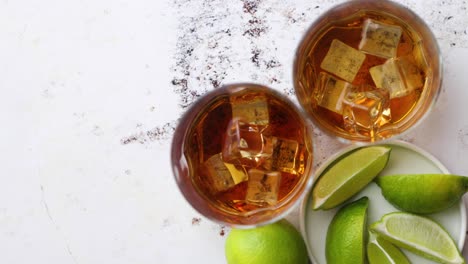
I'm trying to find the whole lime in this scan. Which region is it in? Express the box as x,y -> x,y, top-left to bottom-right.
225,219 -> 309,264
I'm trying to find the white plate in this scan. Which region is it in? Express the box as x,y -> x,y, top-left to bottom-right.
300,141 -> 466,264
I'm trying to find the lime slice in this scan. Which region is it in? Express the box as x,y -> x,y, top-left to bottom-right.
376,174 -> 468,214
370,212 -> 465,264
367,235 -> 410,264
312,146 -> 391,210
326,197 -> 369,264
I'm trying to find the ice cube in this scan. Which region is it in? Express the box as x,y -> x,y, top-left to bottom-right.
370,58 -> 423,98
230,94 -> 269,126
397,57 -> 424,91
262,137 -> 305,175
315,72 -> 354,114
320,39 -> 366,83
359,19 -> 402,59
203,153 -> 248,194
342,88 -> 391,137
245,169 -> 281,206
369,60 -> 404,97
222,118 -> 270,167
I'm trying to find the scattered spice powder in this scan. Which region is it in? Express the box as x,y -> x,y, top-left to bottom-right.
219,225 -> 226,236
192,217 -> 202,225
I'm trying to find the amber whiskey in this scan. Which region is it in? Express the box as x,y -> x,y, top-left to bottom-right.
184,88 -> 311,217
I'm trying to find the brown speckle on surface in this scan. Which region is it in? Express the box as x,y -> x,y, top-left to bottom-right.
192,217 -> 202,225
146,123 -> 177,141
42,88 -> 54,99
269,77 -> 279,83
243,26 -> 267,38
219,225 -> 226,236
121,121 -> 177,145
121,134 -> 144,145
266,59 -> 281,69
251,48 -> 261,67
91,125 -> 103,136
459,127 -> 468,147
242,0 -> 260,14
283,88 -> 295,96
315,161 -> 322,169
402,135 -> 416,144
162,218 -> 172,229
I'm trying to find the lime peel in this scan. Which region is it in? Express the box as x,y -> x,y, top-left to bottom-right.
367,235 -> 410,264
326,197 -> 369,264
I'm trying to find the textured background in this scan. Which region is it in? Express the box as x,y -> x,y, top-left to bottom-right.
1,0 -> 468,263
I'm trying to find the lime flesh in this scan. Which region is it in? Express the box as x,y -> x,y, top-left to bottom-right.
326,197 -> 369,264
370,212 -> 465,264
367,235 -> 410,264
312,146 -> 391,210
376,174 -> 468,214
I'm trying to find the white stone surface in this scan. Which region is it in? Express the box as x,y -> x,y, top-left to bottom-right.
1,0 -> 467,263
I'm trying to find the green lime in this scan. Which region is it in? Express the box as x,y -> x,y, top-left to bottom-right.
225,219 -> 308,264
367,235 -> 410,264
376,174 -> 468,214
312,146 -> 391,210
326,197 -> 369,264
371,212 -> 464,264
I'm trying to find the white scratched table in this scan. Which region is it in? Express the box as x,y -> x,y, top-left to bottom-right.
1,0 -> 467,263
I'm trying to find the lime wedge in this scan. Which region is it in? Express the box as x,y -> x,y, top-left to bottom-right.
370,212 -> 465,264
326,197 -> 369,264
367,235 -> 410,264
376,174 -> 468,214
312,146 -> 391,210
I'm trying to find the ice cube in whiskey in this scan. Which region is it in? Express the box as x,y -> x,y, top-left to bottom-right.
202,153 -> 248,194
359,19 -> 402,59
342,88 -> 391,137
246,169 -> 281,206
315,72 -> 354,114
370,57 -> 423,98
396,57 -> 424,91
222,118 -> 268,167
320,39 -> 366,83
230,93 -> 269,126
263,137 -> 305,175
